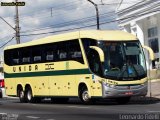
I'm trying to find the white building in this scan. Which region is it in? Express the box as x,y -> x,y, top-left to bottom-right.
116,0 -> 160,69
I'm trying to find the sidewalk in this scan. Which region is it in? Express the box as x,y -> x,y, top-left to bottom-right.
129,79 -> 160,103
147,79 -> 160,99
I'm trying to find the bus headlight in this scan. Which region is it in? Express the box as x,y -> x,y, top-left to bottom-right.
106,83 -> 115,88
110,84 -> 115,88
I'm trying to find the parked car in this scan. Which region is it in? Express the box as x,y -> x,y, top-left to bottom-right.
0,72 -> 5,98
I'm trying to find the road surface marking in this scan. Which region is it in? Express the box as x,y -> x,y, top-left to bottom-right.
147,111 -> 160,113
67,106 -> 89,109
0,113 -> 7,116
26,116 -> 40,119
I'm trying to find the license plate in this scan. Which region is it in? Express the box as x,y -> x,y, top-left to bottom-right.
125,92 -> 133,95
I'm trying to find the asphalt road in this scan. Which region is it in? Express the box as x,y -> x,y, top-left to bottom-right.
0,97 -> 160,120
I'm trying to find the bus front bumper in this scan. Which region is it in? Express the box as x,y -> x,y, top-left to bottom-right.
102,82 -> 148,98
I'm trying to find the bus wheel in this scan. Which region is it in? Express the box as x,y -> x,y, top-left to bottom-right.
79,87 -> 92,104
18,89 -> 26,103
116,97 -> 131,104
25,87 -> 34,103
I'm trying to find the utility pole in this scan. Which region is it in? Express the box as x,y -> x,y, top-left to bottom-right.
87,0 -> 100,30
15,0 -> 20,44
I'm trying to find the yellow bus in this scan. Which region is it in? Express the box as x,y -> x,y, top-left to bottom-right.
4,30 -> 154,104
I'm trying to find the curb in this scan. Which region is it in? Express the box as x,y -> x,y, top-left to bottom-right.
149,79 -> 160,82
3,96 -> 18,99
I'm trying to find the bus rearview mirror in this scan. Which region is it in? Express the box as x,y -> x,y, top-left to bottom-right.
142,45 -> 155,61
89,46 -> 105,62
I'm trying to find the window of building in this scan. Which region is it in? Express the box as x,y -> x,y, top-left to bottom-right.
148,27 -> 159,69
148,27 -> 158,37
149,38 -> 159,53
148,27 -> 159,53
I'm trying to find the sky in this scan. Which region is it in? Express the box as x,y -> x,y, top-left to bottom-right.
0,0 -> 141,55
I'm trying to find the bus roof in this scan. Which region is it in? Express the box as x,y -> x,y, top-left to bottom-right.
4,30 -> 137,50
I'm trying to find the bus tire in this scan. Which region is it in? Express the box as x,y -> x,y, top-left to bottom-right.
79,86 -> 92,104
18,88 -> 26,103
116,97 -> 130,104
25,87 -> 34,103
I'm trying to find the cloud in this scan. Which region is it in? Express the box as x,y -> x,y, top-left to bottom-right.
0,0 -> 122,48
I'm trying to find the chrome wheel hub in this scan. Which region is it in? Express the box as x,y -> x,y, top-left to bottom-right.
82,91 -> 89,102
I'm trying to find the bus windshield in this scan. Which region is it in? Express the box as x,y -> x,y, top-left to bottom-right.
83,39 -> 147,81
99,41 -> 147,80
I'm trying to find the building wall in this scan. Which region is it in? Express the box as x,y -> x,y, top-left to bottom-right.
143,14 -> 160,69
121,13 -> 160,70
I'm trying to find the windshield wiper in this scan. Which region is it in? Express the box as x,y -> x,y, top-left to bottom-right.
117,64 -> 127,80
130,64 -> 139,79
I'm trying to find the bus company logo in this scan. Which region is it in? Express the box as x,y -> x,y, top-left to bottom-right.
13,65 -> 38,72
1,2 -> 25,6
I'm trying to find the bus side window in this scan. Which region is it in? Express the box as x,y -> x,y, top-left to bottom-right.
4,50 -> 12,66
88,49 -> 102,75
46,51 -> 54,61
68,40 -> 84,64
71,51 -> 82,58
12,49 -> 20,65
21,48 -> 31,64
81,38 -> 97,54
32,47 -> 42,63
57,41 -> 68,61
59,52 -> 67,59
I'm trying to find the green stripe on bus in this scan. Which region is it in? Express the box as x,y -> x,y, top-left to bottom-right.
4,69 -> 91,78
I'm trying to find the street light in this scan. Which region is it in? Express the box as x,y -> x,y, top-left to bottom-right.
87,0 -> 100,30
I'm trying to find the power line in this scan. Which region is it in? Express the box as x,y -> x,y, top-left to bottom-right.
19,0 -> 80,17
95,0 -> 149,5
0,36 -> 15,49
3,0 -> 146,25
18,1 -> 141,22
3,0 -> 82,21
3,0 -> 154,20
20,10 -> 160,37
19,20 -> 119,36
0,34 -> 15,41
0,16 -> 16,31
20,11 -> 116,33
19,6 -> 99,22
18,0 -> 151,33
20,19 -> 118,36
1,0 -> 156,41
